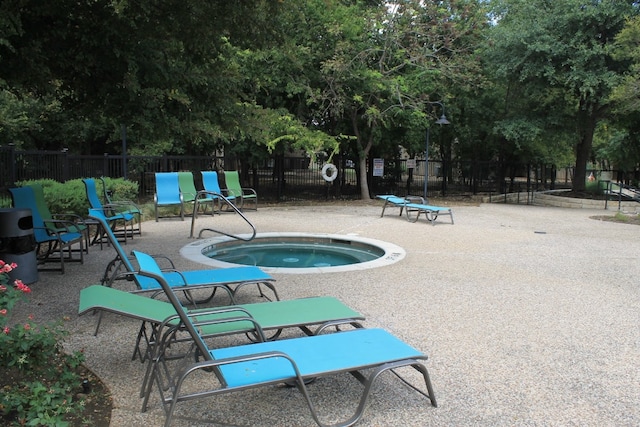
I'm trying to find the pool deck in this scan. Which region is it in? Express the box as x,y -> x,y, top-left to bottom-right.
14,201 -> 640,426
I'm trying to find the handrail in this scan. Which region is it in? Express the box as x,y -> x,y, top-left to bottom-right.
605,181 -> 640,210
189,191 -> 257,240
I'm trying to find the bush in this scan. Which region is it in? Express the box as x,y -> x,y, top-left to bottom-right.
0,259 -> 86,426
17,178 -> 139,217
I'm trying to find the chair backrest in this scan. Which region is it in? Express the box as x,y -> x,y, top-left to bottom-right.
177,171 -> 197,203
99,177 -> 113,204
201,171 -> 222,194
154,173 -> 182,204
87,209 -> 136,273
223,171 -> 242,197
83,178 -> 104,210
9,186 -> 52,242
133,250 -> 216,364
26,183 -> 53,221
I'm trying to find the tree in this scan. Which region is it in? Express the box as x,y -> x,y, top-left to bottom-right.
310,0 -> 486,199
487,0 -> 639,191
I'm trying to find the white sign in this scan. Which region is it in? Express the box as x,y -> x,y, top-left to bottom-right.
373,158 -> 384,177
406,159 -> 416,169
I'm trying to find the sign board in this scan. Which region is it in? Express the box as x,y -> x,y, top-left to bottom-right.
373,158 -> 384,177
406,159 -> 416,169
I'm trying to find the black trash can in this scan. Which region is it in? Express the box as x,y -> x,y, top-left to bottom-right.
0,208 -> 38,284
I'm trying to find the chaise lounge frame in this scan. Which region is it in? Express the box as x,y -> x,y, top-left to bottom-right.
134,250 -> 437,427
377,194 -> 454,225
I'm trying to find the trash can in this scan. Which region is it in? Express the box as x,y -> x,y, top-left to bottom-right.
0,208 -> 38,284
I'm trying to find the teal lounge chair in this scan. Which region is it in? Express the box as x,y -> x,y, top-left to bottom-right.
223,170 -> 257,210
83,178 -> 137,242
88,210 -> 278,305
154,172 -> 184,221
134,250 -> 437,427
376,194 -> 454,225
99,176 -> 142,235
26,183 -> 90,252
9,186 -> 84,273
201,170 -> 236,212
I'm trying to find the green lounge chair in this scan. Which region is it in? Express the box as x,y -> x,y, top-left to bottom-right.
223,170 -> 257,210
134,250 -> 437,427
9,186 -> 84,273
26,183 -> 90,252
79,284 -> 364,362
177,171 -> 215,216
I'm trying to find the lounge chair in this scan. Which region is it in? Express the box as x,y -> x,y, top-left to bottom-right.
201,170 -> 236,212
9,186 -> 84,273
154,172 -> 184,221
99,176 -> 142,235
177,171 -> 215,216
223,170 -> 257,210
134,250 -> 437,427
377,194 -> 454,225
26,183 -> 90,252
88,210 -> 278,305
79,284 -> 364,363
83,178 -> 137,242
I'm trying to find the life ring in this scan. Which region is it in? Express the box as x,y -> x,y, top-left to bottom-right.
321,163 -> 338,182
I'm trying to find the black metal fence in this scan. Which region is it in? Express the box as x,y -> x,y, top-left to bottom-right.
0,145 -> 573,204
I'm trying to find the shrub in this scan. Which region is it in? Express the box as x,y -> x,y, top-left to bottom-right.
0,260 -> 86,426
17,177 -> 139,217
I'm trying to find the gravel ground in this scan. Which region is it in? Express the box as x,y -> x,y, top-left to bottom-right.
12,201 -> 640,426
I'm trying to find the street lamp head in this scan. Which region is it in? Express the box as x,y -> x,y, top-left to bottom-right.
435,114 -> 450,125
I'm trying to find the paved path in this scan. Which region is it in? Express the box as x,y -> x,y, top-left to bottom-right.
14,202 -> 640,426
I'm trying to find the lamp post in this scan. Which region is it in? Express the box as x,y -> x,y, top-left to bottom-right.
423,101 -> 450,201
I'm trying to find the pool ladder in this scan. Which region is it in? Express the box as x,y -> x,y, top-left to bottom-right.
189,191 -> 257,241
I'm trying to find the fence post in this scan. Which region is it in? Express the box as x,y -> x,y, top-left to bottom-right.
62,148 -> 70,182
9,144 -> 17,186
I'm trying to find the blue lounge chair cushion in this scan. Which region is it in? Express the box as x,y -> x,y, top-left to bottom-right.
214,328 -> 424,387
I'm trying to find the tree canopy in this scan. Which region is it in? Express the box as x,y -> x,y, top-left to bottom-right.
1,0 -> 639,195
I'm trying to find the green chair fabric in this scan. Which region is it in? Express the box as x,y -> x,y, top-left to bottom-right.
223,170 -> 258,210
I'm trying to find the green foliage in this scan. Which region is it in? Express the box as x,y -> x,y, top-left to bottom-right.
17,178 -> 138,216
99,177 -> 139,202
486,0 -> 639,190
0,260 -> 86,426
611,15 -> 640,114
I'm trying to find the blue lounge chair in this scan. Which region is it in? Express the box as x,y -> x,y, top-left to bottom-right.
99,176 -> 142,235
83,178 -> 137,242
201,170 -> 236,212
154,172 -> 184,221
377,195 -> 454,225
9,186 -> 84,273
88,210 -> 278,305
134,250 -> 437,427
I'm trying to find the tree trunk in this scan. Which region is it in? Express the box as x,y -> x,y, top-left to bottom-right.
351,112 -> 374,200
573,113 -> 597,192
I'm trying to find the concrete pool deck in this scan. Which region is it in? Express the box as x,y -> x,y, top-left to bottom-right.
15,201 -> 640,426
